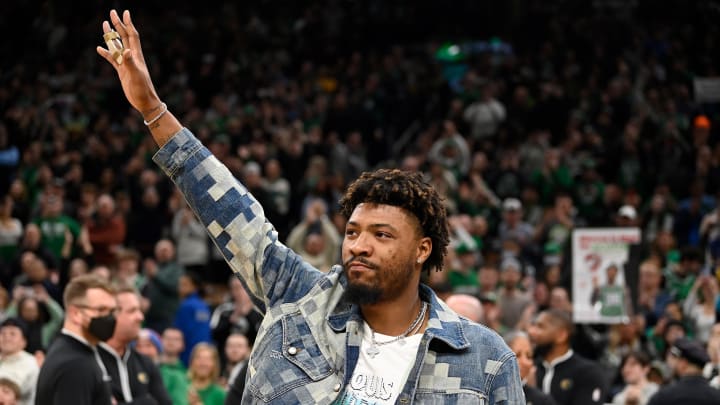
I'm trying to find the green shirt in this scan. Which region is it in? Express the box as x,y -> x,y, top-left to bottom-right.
448,269 -> 479,294
198,383 -> 226,405
160,359 -> 187,375
159,365 -> 189,405
34,215 -> 80,259
598,285 -> 626,317
664,267 -> 696,302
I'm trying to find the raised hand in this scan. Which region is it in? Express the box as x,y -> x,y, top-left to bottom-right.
96,10 -> 161,118
96,9 -> 182,146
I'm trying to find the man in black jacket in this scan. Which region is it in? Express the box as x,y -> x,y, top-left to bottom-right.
528,309 -> 608,405
647,337 -> 720,405
36,274 -> 118,405
98,284 -> 171,405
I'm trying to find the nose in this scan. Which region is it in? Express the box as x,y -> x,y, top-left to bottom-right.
347,232 -> 372,258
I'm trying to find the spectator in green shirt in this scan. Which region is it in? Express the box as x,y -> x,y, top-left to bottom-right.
33,195 -> 80,261
135,328 -> 189,405
187,343 -> 226,405
160,327 -> 187,375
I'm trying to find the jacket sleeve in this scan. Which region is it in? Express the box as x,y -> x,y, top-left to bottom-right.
49,365 -> 110,405
487,352 -> 526,405
153,128 -> 324,313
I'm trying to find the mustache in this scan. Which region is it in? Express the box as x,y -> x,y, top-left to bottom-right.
343,255 -> 378,270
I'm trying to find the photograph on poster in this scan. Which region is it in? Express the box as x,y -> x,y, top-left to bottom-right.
572,228 -> 641,324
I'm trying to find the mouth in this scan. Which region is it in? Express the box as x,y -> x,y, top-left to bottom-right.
347,263 -> 375,277
343,256 -> 377,270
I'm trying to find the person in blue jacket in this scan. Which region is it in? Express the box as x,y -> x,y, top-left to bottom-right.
97,9 -> 524,404
174,272 -> 211,366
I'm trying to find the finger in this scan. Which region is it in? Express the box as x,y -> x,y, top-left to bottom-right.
103,20 -> 111,34
122,10 -> 145,63
96,46 -> 119,70
110,9 -> 129,45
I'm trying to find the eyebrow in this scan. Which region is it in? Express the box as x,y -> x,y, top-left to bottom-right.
346,221 -> 400,233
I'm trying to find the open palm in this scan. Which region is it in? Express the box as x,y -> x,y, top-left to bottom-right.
96,9 -> 161,115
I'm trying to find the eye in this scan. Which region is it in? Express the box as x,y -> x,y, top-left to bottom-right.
345,229 -> 358,237
376,231 -> 392,239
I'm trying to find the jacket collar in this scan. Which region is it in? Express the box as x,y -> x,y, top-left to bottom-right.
98,342 -> 132,362
326,282 -> 470,350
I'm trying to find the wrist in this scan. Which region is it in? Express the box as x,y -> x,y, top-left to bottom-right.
140,100 -> 164,121
143,102 -> 169,127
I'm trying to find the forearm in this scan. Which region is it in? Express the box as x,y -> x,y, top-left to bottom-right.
45,297 -> 65,325
143,104 -> 182,148
152,129 -> 322,309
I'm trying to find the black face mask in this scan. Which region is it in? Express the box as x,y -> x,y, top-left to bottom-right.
88,314 -> 116,341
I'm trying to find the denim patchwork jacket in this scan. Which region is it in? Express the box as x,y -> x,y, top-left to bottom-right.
154,128 -> 525,404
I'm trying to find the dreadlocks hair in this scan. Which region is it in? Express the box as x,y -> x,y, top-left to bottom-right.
339,168 -> 450,273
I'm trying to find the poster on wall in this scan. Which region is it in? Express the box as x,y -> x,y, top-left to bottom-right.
572,228 -> 641,324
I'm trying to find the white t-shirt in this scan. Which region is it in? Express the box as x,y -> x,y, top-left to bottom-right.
334,322 -> 422,404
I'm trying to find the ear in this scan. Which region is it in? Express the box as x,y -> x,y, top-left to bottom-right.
415,237 -> 432,266
68,305 -> 83,325
555,327 -> 569,346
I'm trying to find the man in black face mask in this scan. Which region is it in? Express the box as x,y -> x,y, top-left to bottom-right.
36,274 -> 118,405
528,309 -> 608,405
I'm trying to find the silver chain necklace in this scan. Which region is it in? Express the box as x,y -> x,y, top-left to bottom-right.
365,301 -> 428,359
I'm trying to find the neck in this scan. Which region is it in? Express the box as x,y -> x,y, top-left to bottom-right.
0,350 -> 18,358
543,344 -> 570,363
361,290 -> 424,336
193,377 -> 211,388
632,378 -> 648,387
162,354 -> 180,364
105,338 -> 127,356
679,366 -> 703,377
64,321 -> 98,346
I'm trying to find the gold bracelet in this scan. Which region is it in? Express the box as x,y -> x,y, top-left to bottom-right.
143,102 -> 168,126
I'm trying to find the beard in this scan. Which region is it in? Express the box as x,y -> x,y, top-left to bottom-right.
342,255 -> 383,305
341,255 -> 417,306
533,341 -> 554,360
343,281 -> 383,305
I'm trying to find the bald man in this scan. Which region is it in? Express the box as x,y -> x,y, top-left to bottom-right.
445,294 -> 484,324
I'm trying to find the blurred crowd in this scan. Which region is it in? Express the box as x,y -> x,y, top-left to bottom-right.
1,0 -> 720,404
